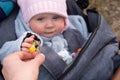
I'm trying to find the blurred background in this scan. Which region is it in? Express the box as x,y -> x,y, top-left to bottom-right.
88,0 -> 120,40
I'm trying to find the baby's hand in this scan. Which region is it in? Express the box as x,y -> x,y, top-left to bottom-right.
29,40 -> 40,53
21,35 -> 35,53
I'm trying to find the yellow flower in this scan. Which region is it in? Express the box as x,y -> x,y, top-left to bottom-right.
29,44 -> 36,53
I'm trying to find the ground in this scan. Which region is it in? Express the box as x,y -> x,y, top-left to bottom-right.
88,0 -> 120,39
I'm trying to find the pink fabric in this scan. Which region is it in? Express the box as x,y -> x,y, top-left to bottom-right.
17,0 -> 69,29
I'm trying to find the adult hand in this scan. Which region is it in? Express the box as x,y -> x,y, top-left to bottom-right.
2,51 -> 45,80
112,67 -> 120,80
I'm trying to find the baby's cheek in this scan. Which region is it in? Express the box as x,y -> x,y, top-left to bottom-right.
33,27 -> 43,35
57,25 -> 65,33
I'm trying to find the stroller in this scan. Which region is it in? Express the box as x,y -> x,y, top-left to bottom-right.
0,0 -> 120,80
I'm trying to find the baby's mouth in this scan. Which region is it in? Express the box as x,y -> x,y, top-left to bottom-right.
44,31 -> 54,34
44,29 -> 56,34
44,29 -> 56,37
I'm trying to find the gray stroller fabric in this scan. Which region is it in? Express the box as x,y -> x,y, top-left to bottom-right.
59,13 -> 119,80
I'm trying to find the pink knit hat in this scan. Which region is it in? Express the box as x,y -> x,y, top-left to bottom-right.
17,0 -> 69,29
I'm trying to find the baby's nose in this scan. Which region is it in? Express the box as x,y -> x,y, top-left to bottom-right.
45,20 -> 55,28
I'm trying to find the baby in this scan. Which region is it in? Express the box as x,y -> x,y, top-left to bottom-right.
19,0 -> 85,64
0,0 -> 86,79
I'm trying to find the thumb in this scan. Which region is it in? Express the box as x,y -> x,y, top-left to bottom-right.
32,53 -> 45,67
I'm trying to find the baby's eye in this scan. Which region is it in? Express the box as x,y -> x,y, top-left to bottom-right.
53,16 -> 62,20
37,17 -> 45,21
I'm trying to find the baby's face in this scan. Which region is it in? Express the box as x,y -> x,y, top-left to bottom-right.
29,13 -> 65,38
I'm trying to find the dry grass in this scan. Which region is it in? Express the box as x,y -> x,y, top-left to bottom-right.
87,0 -> 120,39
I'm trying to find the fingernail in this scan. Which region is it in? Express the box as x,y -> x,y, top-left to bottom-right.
39,53 -> 44,56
